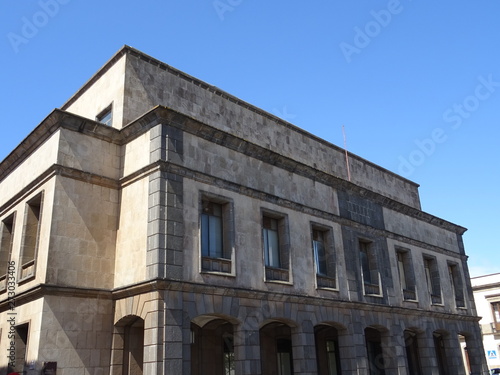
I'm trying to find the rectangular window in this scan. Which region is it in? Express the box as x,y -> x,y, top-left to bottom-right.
360,241 -> 380,295
312,226 -> 336,289
313,230 -> 327,276
263,213 -> 289,282
492,302 -> 500,332
201,202 -> 223,258
0,214 -> 15,290
448,263 -> 465,308
396,249 -> 417,301
200,197 -> 234,274
96,104 -> 113,126
263,217 -> 280,268
424,256 -> 442,305
20,193 -> 43,280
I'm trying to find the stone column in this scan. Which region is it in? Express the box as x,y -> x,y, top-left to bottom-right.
163,290 -> 184,375
438,330 -> 465,375
233,316 -> 261,375
417,328 -> 441,375
144,296 -> 165,375
382,325 -> 407,375
464,323 -> 489,375
291,319 -> 317,375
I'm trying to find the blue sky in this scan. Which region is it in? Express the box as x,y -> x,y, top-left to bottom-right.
0,1 -> 498,277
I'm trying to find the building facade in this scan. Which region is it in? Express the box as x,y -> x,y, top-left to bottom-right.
470,273 -> 500,371
0,46 -> 489,375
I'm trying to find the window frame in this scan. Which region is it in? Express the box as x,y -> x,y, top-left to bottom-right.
359,239 -> 382,296
96,103 -> 113,126
492,302 -> 500,332
261,210 -> 290,283
395,247 -> 417,302
19,192 -> 44,282
423,255 -> 442,305
0,212 -> 16,292
311,223 -> 337,290
199,193 -> 235,275
448,262 -> 465,308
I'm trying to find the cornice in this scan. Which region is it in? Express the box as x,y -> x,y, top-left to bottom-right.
0,280 -> 480,324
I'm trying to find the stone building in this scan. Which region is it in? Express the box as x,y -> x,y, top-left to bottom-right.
0,46 -> 489,375
469,273 -> 500,371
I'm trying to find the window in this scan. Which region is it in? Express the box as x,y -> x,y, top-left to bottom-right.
20,193 -> 43,280
200,197 -> 234,274
262,213 -> 290,282
0,213 -> 15,290
263,217 -> 280,268
423,256 -> 441,305
312,226 -> 336,289
396,249 -> 416,301
202,201 -> 223,258
96,104 -> 113,126
360,240 -> 380,295
448,263 -> 465,308
492,302 -> 500,332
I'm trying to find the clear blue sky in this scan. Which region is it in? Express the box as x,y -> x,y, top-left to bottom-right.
1,1 -> 498,277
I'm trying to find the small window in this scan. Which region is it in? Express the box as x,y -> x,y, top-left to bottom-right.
396,249 -> 417,301
0,213 -> 15,290
359,240 -> 380,295
19,193 -> 43,280
262,212 -> 290,282
492,302 -> 500,332
200,196 -> 234,274
96,105 -> 113,126
424,256 -> 442,305
312,226 -> 336,289
448,263 -> 465,308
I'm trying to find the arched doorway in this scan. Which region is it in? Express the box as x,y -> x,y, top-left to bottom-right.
315,324 -> 342,375
191,317 -> 234,375
404,329 -> 423,375
260,322 -> 294,375
113,315 -> 145,375
365,327 -> 386,375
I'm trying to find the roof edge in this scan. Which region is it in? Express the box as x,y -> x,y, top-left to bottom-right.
59,45 -> 420,190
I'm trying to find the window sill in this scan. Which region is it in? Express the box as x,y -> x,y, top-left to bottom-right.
200,270 -> 235,278
265,266 -> 289,282
316,275 -> 337,290
264,279 -> 293,286
17,260 -> 36,285
201,256 -> 232,274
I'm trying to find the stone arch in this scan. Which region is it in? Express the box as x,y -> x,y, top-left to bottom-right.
259,321 -> 295,375
191,315 -> 236,375
314,323 -> 346,375
111,315 -> 145,375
